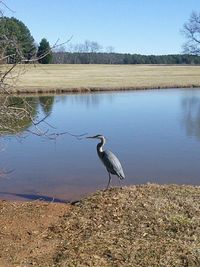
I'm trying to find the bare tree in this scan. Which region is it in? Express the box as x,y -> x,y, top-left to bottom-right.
106,46 -> 115,53
0,3 -> 35,137
0,2 -> 87,179
182,11 -> 200,55
67,41 -> 102,53
0,1 -> 77,139
89,41 -> 102,53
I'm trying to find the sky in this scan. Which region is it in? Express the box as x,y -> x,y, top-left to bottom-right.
3,0 -> 200,55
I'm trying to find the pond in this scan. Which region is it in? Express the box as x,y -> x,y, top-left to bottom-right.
0,88 -> 200,202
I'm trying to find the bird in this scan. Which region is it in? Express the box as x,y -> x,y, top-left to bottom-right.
87,134 -> 125,189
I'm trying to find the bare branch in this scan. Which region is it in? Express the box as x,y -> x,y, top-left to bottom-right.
0,3 -> 86,143
182,11 -> 200,55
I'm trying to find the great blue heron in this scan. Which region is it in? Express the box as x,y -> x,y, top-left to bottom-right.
87,134 -> 125,189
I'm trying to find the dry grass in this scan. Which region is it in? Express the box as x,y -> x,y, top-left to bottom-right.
50,184 -> 200,267
1,184 -> 199,266
4,64 -> 200,94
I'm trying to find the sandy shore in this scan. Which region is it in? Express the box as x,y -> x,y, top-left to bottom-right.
0,184 -> 200,267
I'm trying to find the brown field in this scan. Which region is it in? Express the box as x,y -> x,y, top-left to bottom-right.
3,64 -> 200,94
0,184 -> 200,267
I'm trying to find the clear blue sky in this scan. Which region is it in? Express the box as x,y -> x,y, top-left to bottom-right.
4,0 -> 200,55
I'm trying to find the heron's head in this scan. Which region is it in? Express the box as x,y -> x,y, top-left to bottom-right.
86,134 -> 106,141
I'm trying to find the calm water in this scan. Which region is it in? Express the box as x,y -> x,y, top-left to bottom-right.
0,88 -> 200,202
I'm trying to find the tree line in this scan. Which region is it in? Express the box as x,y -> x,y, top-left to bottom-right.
1,13 -> 200,65
52,52 -> 200,65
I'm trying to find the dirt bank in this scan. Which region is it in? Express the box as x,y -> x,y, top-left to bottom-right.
0,184 -> 200,266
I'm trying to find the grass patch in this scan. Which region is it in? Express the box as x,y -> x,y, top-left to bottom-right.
12,183 -> 199,267
3,64 -> 200,94
51,184 -> 200,266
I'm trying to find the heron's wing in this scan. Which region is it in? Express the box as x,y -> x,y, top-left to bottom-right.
101,150 -> 125,179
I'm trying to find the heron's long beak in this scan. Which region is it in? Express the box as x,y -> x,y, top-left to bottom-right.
86,136 -> 96,139
86,134 -> 105,140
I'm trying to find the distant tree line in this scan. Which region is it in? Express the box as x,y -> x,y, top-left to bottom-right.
52,52 -> 200,65
52,40 -> 200,65
52,12 -> 200,65
1,14 -> 200,66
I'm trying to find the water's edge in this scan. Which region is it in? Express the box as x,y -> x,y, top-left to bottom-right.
6,84 -> 200,95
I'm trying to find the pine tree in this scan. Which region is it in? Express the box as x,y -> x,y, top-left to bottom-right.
0,17 -> 36,62
37,38 -> 52,64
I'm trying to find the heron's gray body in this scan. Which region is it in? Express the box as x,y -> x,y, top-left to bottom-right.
87,134 -> 125,189
98,149 -> 125,180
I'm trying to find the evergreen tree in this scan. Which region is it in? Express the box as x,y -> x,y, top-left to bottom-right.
0,17 -> 36,62
37,38 -> 52,64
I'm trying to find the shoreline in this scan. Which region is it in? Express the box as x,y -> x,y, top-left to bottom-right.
0,184 -> 200,266
5,84 -> 200,95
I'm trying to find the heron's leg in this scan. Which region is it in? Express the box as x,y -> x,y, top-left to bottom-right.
106,172 -> 112,190
118,178 -> 122,188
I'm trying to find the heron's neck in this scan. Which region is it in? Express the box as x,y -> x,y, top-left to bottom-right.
97,138 -> 105,154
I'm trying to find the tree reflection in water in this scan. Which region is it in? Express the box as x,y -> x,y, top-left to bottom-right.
39,96 -> 54,115
0,96 -> 55,135
58,92 -> 115,108
181,91 -> 200,140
